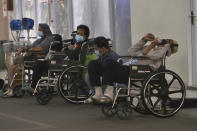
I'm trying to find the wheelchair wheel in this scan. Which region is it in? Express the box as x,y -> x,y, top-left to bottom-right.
116,100 -> 132,120
13,86 -> 25,97
58,65 -> 91,104
2,83 -> 8,93
142,70 -> 186,117
131,96 -> 150,115
36,89 -> 52,105
101,102 -> 117,117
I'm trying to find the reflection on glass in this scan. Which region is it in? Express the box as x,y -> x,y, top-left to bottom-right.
39,0 -> 49,24
22,0 -> 36,42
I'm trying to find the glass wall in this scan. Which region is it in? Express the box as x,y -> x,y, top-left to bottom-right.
51,0 -> 73,39
13,0 -> 131,55
72,0 -> 112,39
22,0 -> 36,41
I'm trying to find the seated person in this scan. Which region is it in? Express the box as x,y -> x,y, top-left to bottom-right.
84,36 -> 119,103
4,24 -> 53,97
85,33 -> 179,103
30,24 -> 90,90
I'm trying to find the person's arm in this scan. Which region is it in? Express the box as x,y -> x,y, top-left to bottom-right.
37,36 -> 53,53
15,46 -> 28,56
142,42 -> 156,55
128,39 -> 146,56
28,46 -> 44,52
128,33 -> 155,56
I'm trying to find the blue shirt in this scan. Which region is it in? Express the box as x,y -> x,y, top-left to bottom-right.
97,49 -> 119,65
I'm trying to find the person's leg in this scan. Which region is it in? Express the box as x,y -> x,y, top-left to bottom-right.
103,60 -> 130,85
88,60 -> 102,86
31,60 -> 49,89
85,60 -> 103,103
4,64 -> 23,96
84,73 -> 95,95
101,60 -> 130,102
6,54 -> 23,93
13,54 -> 24,65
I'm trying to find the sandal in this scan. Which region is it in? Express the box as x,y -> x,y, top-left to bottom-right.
2,94 -> 13,98
100,95 -> 113,103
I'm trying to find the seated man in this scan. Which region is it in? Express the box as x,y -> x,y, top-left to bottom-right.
4,24 -> 53,97
30,24 -> 90,89
85,36 -> 119,103
86,33 -> 179,103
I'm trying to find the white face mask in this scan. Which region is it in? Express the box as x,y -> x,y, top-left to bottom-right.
95,50 -> 102,56
75,35 -> 84,43
37,31 -> 43,37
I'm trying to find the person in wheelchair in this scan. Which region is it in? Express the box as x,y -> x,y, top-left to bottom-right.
85,36 -> 119,103
4,24 -> 53,97
30,24 -> 90,90
86,33 -> 179,103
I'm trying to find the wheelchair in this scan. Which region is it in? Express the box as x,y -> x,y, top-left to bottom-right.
101,55 -> 186,119
9,34 -> 62,97
57,39 -> 114,104
34,39 -> 97,105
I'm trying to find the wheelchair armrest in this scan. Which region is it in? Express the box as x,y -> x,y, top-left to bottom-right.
131,56 -> 150,60
49,52 -> 67,60
24,50 -> 46,60
26,50 -> 46,55
50,52 -> 67,56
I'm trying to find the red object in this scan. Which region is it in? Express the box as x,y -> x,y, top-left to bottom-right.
75,44 -> 79,48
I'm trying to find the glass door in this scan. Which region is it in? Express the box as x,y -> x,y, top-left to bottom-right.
188,0 -> 197,87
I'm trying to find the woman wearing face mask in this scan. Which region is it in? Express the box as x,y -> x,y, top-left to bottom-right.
3,24 -> 53,97
15,24 -> 53,57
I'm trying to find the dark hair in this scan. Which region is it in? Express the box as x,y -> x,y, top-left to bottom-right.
50,34 -> 63,52
77,24 -> 90,38
39,23 -> 52,36
94,36 -> 110,49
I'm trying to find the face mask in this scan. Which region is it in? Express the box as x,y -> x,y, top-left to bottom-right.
95,50 -> 102,56
37,31 -> 43,37
75,35 -> 84,43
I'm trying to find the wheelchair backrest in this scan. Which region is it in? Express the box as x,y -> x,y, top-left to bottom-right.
50,34 -> 63,52
78,39 -> 97,65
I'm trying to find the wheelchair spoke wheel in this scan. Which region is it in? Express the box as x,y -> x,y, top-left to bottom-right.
13,85 -> 25,98
142,70 -> 186,117
36,89 -> 52,105
2,83 -> 8,93
101,103 -> 117,117
117,101 -> 132,120
131,96 -> 150,115
58,65 -> 91,104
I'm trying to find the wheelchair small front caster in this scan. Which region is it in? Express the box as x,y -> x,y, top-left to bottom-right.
117,102 -> 132,120
101,102 -> 117,117
36,89 -> 52,105
13,86 -> 25,98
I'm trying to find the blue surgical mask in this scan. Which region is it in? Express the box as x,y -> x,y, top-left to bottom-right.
95,50 -> 102,56
75,35 -> 84,43
37,31 -> 43,37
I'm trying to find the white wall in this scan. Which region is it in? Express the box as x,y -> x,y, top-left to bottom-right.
130,0 -> 188,83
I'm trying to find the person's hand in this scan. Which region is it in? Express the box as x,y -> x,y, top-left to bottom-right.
142,33 -> 155,42
15,50 -> 22,56
68,45 -> 74,50
151,38 -> 161,45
